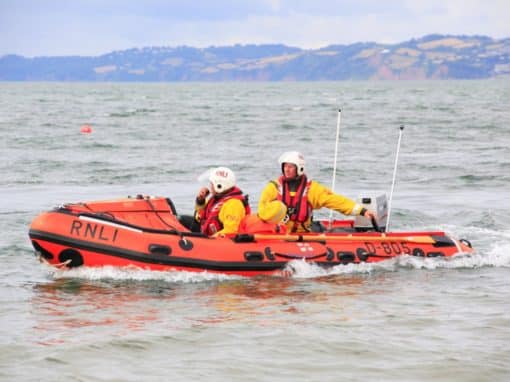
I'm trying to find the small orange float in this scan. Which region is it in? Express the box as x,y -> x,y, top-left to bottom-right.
80,124 -> 92,134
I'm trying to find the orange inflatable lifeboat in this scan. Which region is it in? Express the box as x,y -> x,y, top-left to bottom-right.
28,195 -> 473,277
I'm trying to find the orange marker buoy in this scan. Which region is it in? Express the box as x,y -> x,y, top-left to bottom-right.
80,124 -> 92,134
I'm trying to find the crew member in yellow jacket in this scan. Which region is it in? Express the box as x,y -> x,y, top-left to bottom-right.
195,167 -> 250,236
258,151 -> 375,233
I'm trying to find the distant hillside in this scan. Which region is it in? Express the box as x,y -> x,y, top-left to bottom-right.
1,35 -> 509,81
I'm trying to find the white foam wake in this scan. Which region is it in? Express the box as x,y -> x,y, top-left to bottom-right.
45,239 -> 509,282
49,265 -> 242,283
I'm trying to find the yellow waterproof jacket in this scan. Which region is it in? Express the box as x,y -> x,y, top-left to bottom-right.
195,198 -> 246,236
258,178 -> 363,232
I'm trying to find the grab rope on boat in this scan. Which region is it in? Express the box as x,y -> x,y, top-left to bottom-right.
143,195 -> 181,233
38,254 -> 71,269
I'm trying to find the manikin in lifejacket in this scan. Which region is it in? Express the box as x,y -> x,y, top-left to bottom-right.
258,151 -> 376,233
195,167 -> 251,237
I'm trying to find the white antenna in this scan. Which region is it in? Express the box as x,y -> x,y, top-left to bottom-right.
328,109 -> 342,229
387,125 -> 405,231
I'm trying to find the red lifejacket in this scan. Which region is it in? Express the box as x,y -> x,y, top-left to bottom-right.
276,175 -> 312,232
198,187 -> 251,236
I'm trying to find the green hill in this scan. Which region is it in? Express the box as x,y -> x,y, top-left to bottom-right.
1,35 -> 509,81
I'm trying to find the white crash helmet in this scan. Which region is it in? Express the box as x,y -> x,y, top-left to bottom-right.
209,166 -> 236,194
278,151 -> 305,176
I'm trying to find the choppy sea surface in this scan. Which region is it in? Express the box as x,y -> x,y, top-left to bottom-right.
0,81 -> 509,381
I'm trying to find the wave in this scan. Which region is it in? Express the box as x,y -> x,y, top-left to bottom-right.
50,265 -> 242,283
45,243 -> 509,284
285,247 -> 509,278
108,108 -> 158,117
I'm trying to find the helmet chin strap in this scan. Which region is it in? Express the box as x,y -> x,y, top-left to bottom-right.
283,175 -> 302,187
213,186 -> 234,197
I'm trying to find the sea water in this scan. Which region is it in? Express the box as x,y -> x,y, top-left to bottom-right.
0,81 -> 509,381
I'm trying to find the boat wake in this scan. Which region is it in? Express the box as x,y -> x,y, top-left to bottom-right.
40,221 -> 509,283
48,265 -> 243,284
45,239 -> 509,283
285,247 -> 509,279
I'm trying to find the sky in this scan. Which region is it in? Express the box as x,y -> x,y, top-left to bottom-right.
1,0 -> 509,57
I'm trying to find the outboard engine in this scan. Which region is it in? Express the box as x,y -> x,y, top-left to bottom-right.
354,193 -> 388,232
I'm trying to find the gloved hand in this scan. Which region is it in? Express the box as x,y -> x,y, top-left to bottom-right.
196,187 -> 210,205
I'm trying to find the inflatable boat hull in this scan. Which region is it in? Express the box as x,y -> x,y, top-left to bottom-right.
28,197 -> 473,277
